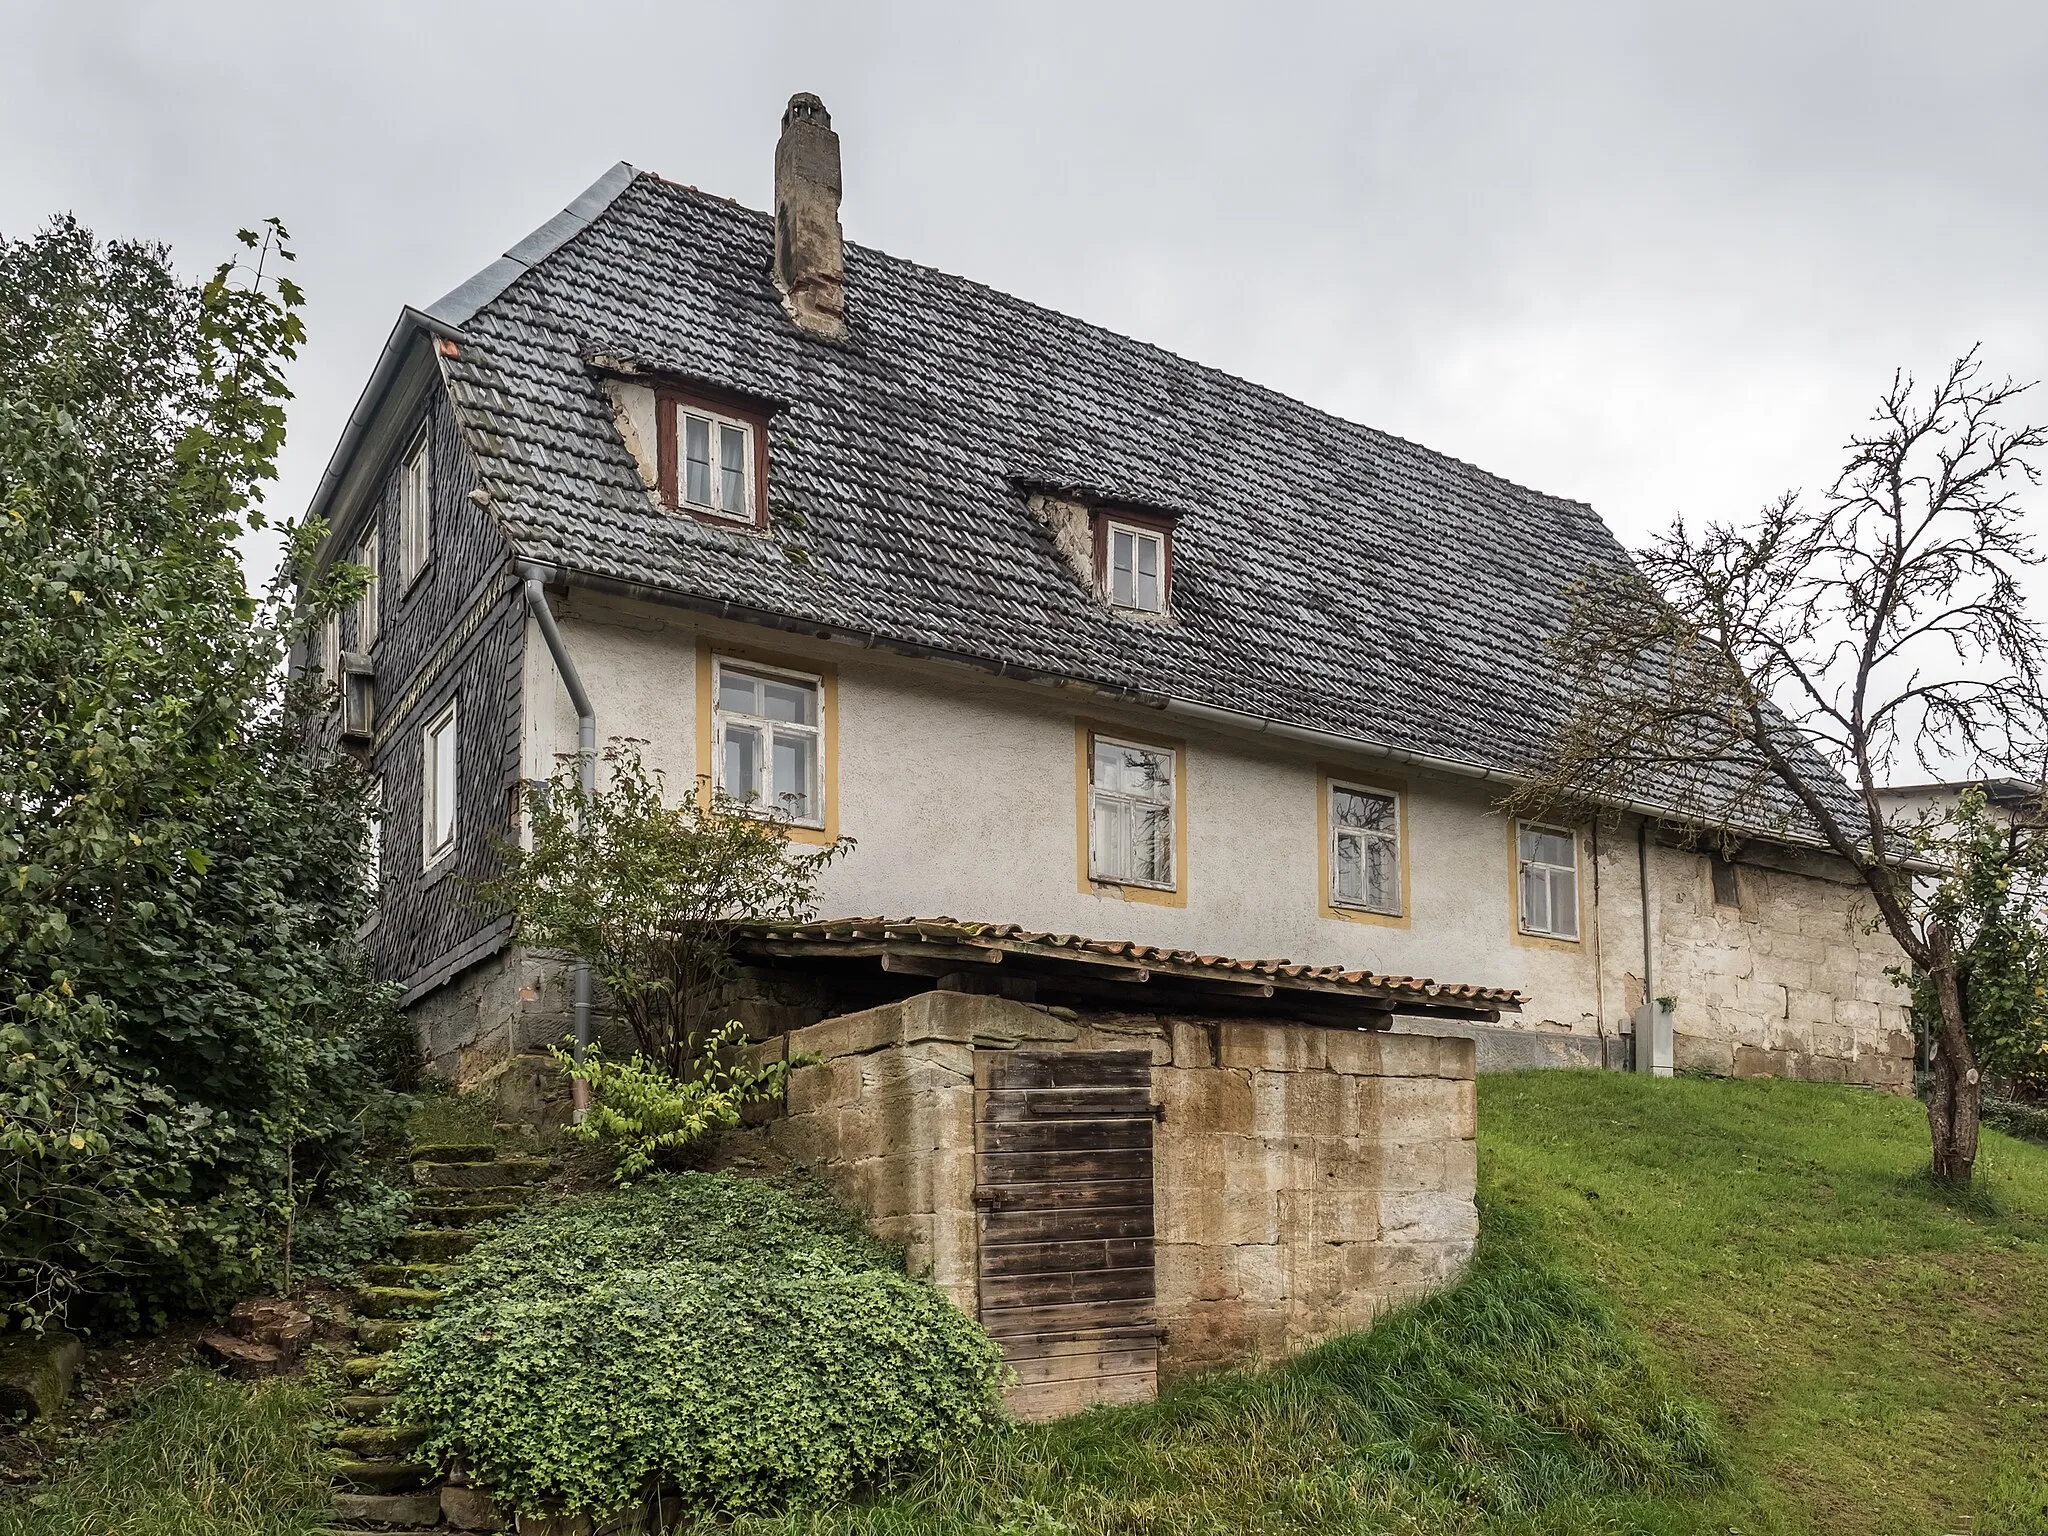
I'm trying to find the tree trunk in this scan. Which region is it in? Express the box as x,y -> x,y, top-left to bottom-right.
1925,928 -> 1982,1186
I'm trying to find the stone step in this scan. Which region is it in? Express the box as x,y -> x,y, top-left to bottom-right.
355,1318 -> 419,1353
331,1456 -> 435,1494
409,1142 -> 496,1163
413,1157 -> 550,1190
342,1355 -> 398,1384
333,1423 -> 431,1458
328,1488 -> 443,1526
410,1203 -> 521,1229
412,1183 -> 540,1209
354,1286 -> 443,1319
361,1262 -> 458,1290
335,1392 -> 399,1421
395,1228 -> 483,1262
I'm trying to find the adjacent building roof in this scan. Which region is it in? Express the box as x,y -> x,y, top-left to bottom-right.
738,917 -> 1524,1024
359,161 -> 1853,834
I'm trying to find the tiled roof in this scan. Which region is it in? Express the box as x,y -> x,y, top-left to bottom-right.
429,166 -> 1853,830
740,916 -> 1524,1019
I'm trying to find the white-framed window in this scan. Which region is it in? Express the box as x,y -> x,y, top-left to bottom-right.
1104,521 -> 1165,613
1331,782 -> 1401,915
422,701 -> 458,866
353,524 -> 380,651
712,658 -> 822,825
366,777 -> 384,906
1088,735 -> 1176,889
678,407 -> 753,521
318,610 -> 341,683
398,429 -> 431,590
1517,822 -> 1579,940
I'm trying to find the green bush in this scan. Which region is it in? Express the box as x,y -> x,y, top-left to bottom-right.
394,1174 -> 1008,1519
554,1022 -> 799,1182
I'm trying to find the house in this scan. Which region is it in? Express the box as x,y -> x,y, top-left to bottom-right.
301,96 -> 1915,1099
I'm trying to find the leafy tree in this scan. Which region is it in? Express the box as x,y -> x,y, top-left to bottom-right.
1506,353 -> 2048,1185
0,215 -> 404,1328
484,740 -> 852,1079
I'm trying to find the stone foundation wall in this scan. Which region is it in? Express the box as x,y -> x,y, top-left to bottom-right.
755,991 -> 1477,1379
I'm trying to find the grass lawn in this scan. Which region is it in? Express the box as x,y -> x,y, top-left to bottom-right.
739,1072 -> 2048,1536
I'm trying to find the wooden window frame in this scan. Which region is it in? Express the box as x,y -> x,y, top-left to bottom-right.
1075,722 -> 1186,905
708,655 -> 827,830
1710,858 -> 1742,909
692,642 -> 840,847
353,523 -> 380,652
1091,507 -> 1175,614
398,427 -> 432,591
421,699 -> 459,870
656,388 -> 769,530
1511,819 -> 1582,945
1319,770 -> 1410,926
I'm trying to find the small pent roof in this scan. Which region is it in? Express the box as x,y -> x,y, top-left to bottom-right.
737,917 -> 1523,1027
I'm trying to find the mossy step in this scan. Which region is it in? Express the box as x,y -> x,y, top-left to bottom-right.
330,1456 -> 435,1493
354,1318 -> 419,1353
409,1142 -> 495,1163
394,1228 -> 482,1262
410,1203 -> 520,1228
413,1156 -> 550,1189
333,1423 -> 431,1457
361,1262 -> 457,1290
335,1392 -> 399,1421
342,1355 -> 399,1384
354,1286 -> 443,1319
410,1183 -> 540,1208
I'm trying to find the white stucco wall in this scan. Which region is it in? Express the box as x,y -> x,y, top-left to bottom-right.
514,590 -> 1909,1082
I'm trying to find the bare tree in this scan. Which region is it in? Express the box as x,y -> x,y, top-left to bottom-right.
1506,351 -> 2048,1185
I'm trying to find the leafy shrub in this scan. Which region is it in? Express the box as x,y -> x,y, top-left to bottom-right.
553,1022 -> 801,1181
395,1174 -> 1008,1519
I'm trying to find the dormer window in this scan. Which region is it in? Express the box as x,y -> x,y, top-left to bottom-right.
657,393 -> 766,527
1106,521 -> 1164,612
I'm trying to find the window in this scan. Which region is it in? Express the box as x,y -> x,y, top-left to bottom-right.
1089,736 -> 1176,889
712,659 -> 822,825
422,702 -> 458,865
1331,783 -> 1401,915
399,430 -> 431,589
353,524 -> 380,651
319,611 -> 341,682
1104,520 -> 1165,613
661,399 -> 757,523
366,778 -> 384,907
1517,822 -> 1579,940
1711,858 -> 1741,909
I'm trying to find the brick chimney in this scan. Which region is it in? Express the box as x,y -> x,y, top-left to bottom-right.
773,92 -> 845,339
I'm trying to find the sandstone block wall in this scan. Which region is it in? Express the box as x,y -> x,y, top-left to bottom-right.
760,991 -> 1478,1380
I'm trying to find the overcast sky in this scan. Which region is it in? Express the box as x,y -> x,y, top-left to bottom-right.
5,2 -> 2044,586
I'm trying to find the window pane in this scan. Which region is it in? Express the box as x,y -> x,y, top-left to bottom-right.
773,729 -> 816,818
1363,836 -> 1396,913
760,677 -> 816,725
719,424 -> 748,515
1090,792 -> 1123,881
1521,862 -> 1549,933
722,723 -> 761,801
432,720 -> 456,850
1136,533 -> 1160,610
1111,529 -> 1135,606
717,670 -> 759,715
1549,869 -> 1578,937
1333,787 -> 1394,832
684,415 -> 712,505
1132,804 -> 1173,884
1335,830 -> 1364,905
1123,745 -> 1170,800
1521,827 -> 1573,868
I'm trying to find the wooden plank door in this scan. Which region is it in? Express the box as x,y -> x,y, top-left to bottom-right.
974,1049 -> 1158,1420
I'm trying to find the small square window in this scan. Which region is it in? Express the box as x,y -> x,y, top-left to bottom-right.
1089,735 -> 1176,888
398,430 -> 432,590
422,702 -> 458,865
1104,520 -> 1166,613
712,659 -> 823,825
1331,784 -> 1402,915
1517,822 -> 1579,940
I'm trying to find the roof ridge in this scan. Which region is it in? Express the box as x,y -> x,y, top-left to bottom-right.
425,161 -> 640,330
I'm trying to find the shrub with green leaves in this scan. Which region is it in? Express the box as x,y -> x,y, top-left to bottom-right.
394,1173 -> 1008,1519
552,1022 -> 800,1182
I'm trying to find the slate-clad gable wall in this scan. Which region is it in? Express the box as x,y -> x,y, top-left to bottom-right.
342,382 -> 524,995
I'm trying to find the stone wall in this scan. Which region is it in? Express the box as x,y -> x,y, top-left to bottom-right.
1656,851 -> 1914,1091
755,990 -> 1478,1380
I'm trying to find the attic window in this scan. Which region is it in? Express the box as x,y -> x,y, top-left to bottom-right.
1093,511 -> 1174,615
657,393 -> 765,527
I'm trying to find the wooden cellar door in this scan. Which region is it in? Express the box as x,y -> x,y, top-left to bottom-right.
973,1049 -> 1159,1420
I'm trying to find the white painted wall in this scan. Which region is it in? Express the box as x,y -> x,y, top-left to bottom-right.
519,589 -> 1908,1068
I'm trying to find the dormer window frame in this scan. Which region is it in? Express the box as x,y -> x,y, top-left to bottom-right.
1090,505 -> 1176,617
655,387 -> 770,531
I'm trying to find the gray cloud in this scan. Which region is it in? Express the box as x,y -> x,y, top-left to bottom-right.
5,0 -> 2044,583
